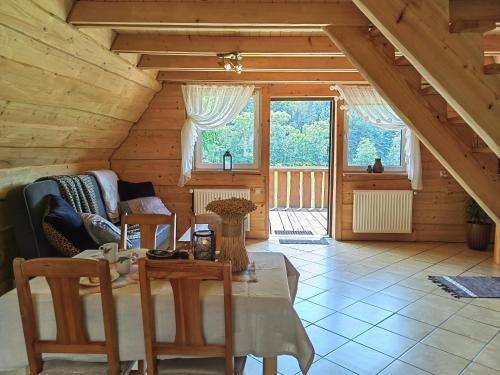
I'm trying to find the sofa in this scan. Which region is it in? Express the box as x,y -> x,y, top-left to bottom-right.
6,176 -> 170,260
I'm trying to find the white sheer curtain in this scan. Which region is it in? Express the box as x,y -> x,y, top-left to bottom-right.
178,84 -> 255,186
334,85 -> 423,190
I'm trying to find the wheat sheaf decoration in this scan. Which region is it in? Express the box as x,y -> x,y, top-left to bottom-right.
206,198 -> 257,272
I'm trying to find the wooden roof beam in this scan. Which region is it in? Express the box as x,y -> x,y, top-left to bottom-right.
353,0 -> 500,157
157,71 -> 366,83
69,1 -> 369,28
112,35 -> 343,56
139,55 -> 357,72
450,0 -> 500,33
324,25 -> 500,224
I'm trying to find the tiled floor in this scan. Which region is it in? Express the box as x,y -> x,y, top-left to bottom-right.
245,238 -> 500,375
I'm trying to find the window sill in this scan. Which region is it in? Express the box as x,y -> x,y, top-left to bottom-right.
193,169 -> 261,175
342,172 -> 409,181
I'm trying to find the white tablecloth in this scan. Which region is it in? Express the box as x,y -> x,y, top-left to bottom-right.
0,252 -> 314,374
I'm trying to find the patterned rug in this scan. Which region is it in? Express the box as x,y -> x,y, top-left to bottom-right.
429,276 -> 500,298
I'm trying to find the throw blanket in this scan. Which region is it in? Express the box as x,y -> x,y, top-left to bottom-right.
39,175 -> 98,214
86,170 -> 120,223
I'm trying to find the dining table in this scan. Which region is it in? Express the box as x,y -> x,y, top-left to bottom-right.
0,250 -> 314,375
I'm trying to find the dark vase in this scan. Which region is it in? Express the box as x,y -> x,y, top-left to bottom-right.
372,158 -> 384,173
466,222 -> 492,250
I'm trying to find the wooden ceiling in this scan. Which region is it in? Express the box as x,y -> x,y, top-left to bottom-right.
66,0 -> 500,83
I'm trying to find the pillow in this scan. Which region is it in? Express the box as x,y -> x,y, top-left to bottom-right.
119,196 -> 171,216
118,180 -> 155,201
42,195 -> 97,256
81,213 -> 131,248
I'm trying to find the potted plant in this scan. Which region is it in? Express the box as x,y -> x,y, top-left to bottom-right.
465,198 -> 492,250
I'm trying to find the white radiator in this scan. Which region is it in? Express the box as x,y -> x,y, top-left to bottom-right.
353,190 -> 413,234
192,189 -> 251,231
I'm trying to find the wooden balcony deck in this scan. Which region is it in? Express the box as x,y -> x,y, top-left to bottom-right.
269,208 -> 328,236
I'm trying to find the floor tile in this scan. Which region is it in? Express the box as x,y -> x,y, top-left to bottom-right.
323,269 -> 362,282
379,360 -> 431,375
308,291 -> 357,311
378,314 -> 434,341
457,305 -> 500,328
295,283 -> 325,300
326,341 -> 394,375
341,302 -> 393,324
398,303 -> 453,326
354,326 -> 416,358
307,358 -> 355,375
422,328 -> 485,360
277,355 -> 301,375
362,292 -> 410,312
305,324 -> 348,356
380,285 -> 427,302
440,315 -> 499,343
351,275 -> 395,291
474,335 -> 500,371
316,312 -> 372,339
293,300 -> 334,323
463,363 -> 500,375
400,343 -> 469,375
244,356 -> 263,374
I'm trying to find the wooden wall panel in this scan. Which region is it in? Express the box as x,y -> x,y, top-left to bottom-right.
112,83 -> 269,239
0,0 -> 160,295
338,140 -> 468,242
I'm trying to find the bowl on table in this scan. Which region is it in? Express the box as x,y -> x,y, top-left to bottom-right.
146,250 -> 189,260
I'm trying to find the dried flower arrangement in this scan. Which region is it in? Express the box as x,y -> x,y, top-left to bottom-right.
206,198 -> 257,272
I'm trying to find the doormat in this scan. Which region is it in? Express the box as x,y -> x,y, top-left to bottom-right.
279,238 -> 329,245
275,230 -> 314,235
428,276 -> 500,298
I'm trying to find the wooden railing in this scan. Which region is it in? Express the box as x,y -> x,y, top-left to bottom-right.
269,167 -> 329,209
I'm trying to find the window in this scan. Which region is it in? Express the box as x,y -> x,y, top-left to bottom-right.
194,93 -> 259,170
345,111 -> 406,172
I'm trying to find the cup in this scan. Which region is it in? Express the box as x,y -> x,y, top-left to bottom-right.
116,255 -> 137,275
99,242 -> 118,263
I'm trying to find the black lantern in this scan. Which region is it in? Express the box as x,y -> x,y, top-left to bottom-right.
223,150 -> 232,171
192,230 -> 216,261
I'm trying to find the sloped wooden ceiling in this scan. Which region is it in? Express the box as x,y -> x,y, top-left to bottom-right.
0,0 -> 160,186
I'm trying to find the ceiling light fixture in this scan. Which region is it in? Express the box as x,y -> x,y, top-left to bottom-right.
217,52 -> 243,74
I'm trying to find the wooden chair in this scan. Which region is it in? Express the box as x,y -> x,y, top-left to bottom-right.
120,213 -> 176,251
191,213 -> 222,251
138,258 -> 246,375
13,258 -> 134,375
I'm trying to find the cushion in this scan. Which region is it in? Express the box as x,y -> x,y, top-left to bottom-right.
81,213 -> 131,248
119,196 -> 171,216
42,195 -> 97,256
118,180 -> 155,201
41,360 -> 135,375
157,357 -> 246,375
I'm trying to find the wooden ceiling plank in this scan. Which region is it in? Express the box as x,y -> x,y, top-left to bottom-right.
450,0 -> 500,33
157,71 -> 366,83
324,25 -> 500,224
138,55 -> 356,72
112,35 -> 342,56
353,0 -> 500,157
69,1 -> 369,28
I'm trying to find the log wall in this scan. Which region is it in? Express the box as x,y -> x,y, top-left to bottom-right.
0,0 -> 159,294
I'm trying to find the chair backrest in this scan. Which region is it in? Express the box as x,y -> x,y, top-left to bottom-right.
191,213 -> 222,251
120,213 -> 176,250
13,258 -> 120,375
138,258 -> 234,375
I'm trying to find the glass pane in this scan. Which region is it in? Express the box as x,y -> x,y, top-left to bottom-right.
270,100 -> 331,167
347,112 -> 402,167
200,97 -> 255,165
